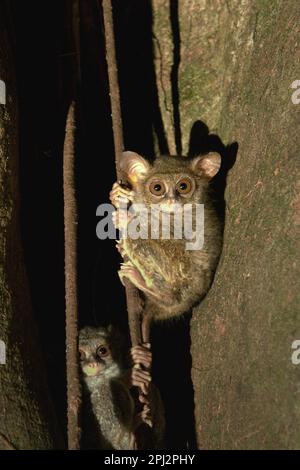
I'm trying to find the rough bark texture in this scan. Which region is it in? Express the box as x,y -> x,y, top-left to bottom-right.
0,13 -> 61,450
153,0 -> 300,449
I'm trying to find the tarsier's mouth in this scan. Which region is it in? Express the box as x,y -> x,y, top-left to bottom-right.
156,204 -> 184,214
83,364 -> 103,377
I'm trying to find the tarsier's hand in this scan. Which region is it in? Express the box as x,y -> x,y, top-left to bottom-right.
110,182 -> 135,235
109,181 -> 134,208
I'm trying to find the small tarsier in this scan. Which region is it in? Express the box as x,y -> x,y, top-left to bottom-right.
110,151 -> 223,335
79,326 -> 165,450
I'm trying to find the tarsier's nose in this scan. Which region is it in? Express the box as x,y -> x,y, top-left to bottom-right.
166,198 -> 176,205
166,187 -> 176,204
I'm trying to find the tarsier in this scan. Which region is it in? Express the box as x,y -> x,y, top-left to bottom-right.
79,326 -> 165,450
110,151 -> 223,339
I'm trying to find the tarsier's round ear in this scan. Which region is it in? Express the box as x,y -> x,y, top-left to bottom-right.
120,151 -> 151,183
190,152 -> 221,179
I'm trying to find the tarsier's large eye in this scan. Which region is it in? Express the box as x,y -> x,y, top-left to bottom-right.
149,180 -> 166,196
176,177 -> 193,195
96,345 -> 109,358
79,349 -> 86,360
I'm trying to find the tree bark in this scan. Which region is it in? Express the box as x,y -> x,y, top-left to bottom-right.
0,11 -> 62,450
152,0 -> 300,449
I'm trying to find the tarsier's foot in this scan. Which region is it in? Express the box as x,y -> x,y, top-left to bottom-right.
138,406 -> 153,429
130,344 -> 152,370
130,343 -> 152,394
133,405 -> 152,430
118,262 -> 148,291
131,344 -> 153,427
131,366 -> 151,395
118,262 -> 165,305
109,181 -> 134,208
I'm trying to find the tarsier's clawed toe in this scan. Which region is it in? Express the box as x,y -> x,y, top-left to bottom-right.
140,408 -> 153,428
115,239 -> 126,257
133,407 -> 153,430
109,181 -> 134,208
131,366 -> 151,395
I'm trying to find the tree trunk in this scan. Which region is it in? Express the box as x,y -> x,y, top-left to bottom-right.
152,0 -> 300,449
0,11 -> 62,450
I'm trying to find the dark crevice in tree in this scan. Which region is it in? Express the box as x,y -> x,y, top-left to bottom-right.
112,0 -> 169,158
151,315 -> 197,449
170,0 -> 182,155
